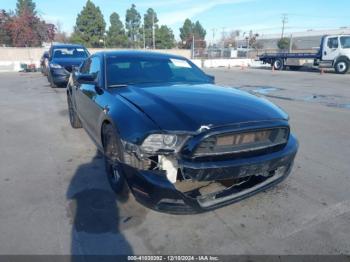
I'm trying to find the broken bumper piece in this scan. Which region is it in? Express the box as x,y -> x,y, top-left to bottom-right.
122,134 -> 298,214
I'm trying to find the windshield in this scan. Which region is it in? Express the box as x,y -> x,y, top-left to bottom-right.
340,36 -> 350,49
52,47 -> 89,59
106,55 -> 212,86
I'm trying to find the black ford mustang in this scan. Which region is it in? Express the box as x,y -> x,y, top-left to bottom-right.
67,51 -> 298,214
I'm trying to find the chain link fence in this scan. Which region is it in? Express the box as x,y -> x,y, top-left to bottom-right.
192,47 -> 265,59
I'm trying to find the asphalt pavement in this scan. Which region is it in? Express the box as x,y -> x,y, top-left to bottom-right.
0,68 -> 349,255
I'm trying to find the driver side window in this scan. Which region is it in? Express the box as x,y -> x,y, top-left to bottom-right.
327,37 -> 339,49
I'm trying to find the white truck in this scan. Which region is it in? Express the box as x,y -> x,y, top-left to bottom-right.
259,34 -> 350,74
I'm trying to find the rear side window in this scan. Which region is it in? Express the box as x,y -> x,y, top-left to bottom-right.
327,37 -> 339,49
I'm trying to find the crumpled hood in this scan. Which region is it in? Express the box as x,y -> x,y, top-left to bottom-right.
116,84 -> 288,132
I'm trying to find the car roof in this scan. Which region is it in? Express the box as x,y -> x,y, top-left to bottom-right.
51,43 -> 86,49
94,50 -> 187,60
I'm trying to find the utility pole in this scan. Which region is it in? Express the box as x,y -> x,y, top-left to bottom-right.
143,23 -> 146,49
281,13 -> 288,39
211,28 -> 217,59
211,28 -> 217,46
152,13 -> 155,49
221,27 -> 226,48
192,35 -> 195,59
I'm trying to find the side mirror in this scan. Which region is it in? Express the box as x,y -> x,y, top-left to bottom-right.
76,73 -> 96,84
206,74 -> 215,83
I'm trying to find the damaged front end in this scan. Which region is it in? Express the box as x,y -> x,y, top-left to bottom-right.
120,122 -> 298,214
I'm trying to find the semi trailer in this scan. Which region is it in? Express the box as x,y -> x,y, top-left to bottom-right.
259,35 -> 350,74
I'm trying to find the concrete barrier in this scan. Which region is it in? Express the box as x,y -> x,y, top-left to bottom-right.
0,47 -> 192,72
202,58 -> 269,69
191,59 -> 203,68
0,47 -> 269,72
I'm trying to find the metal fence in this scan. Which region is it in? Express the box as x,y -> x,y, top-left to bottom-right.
192,47 -> 316,60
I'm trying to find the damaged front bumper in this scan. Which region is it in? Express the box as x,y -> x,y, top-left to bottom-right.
121,134 -> 298,214
50,68 -> 70,85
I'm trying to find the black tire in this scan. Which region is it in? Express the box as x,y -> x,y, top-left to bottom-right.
67,93 -> 82,129
102,124 -> 129,195
273,58 -> 284,70
48,72 -> 57,88
334,59 -> 349,74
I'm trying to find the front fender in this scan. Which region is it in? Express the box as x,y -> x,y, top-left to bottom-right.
334,55 -> 350,64
96,92 -> 161,149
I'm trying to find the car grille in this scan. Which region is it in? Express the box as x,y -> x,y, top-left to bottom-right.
193,127 -> 289,158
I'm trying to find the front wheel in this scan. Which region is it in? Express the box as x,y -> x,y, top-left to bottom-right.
67,93 -> 82,129
103,124 -> 129,195
334,59 -> 349,74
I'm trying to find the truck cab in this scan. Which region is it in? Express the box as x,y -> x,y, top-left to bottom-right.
319,35 -> 350,74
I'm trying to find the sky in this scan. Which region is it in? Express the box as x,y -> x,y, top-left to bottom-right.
1,0 -> 350,41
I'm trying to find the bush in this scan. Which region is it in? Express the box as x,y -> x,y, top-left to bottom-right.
277,37 -> 290,50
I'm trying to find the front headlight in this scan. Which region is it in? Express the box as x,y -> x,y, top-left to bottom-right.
50,63 -> 62,69
141,134 -> 189,154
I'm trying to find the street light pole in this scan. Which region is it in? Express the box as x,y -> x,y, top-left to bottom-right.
152,13 -> 155,49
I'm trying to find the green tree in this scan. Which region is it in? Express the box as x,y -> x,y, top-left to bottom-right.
193,21 -> 206,39
106,12 -> 127,47
125,4 -> 141,48
155,25 -> 175,49
0,10 -> 12,46
70,0 -> 106,47
179,18 -> 193,44
16,0 -> 36,15
143,8 -> 158,48
179,19 -> 206,49
277,37 -> 290,50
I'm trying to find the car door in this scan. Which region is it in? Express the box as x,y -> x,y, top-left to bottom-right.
75,56 -> 103,140
323,36 -> 340,61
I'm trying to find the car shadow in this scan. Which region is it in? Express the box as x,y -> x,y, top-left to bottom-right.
66,152 -> 136,259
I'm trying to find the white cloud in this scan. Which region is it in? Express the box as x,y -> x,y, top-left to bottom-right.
158,0 -> 254,26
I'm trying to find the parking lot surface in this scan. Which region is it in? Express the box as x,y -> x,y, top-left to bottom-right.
0,68 -> 350,255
